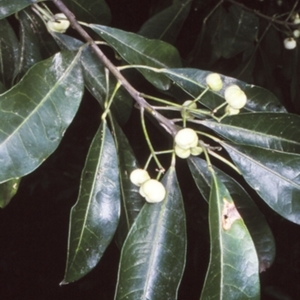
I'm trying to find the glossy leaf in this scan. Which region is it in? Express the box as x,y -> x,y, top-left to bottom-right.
62,121 -> 120,284
0,18 -> 19,88
221,142 -> 300,224
112,120 -> 144,248
162,68 -> 286,112
52,33 -> 133,124
138,0 -> 192,44
115,167 -> 186,300
188,156 -> 275,272
219,5 -> 258,59
0,0 -> 43,19
14,8 -> 44,82
0,50 -> 84,183
200,174 -> 260,300
0,177 -> 21,208
63,0 -> 111,25
90,24 -> 182,90
201,113 -> 300,153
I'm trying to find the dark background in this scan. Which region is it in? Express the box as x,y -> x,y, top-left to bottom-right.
1,0 -> 300,299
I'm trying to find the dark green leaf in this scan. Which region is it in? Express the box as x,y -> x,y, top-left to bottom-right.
61,121 -> 120,284
14,8 -> 44,82
221,142 -> 300,224
219,6 -> 258,59
162,68 -> 285,112
0,50 -> 84,183
0,177 -> 21,208
200,174 -> 260,299
112,120 -> 144,248
90,25 -> 182,90
115,167 -> 186,300
188,156 -> 275,272
138,0 -> 192,44
52,33 -> 133,124
63,0 -> 111,25
0,0 -> 43,19
0,18 -> 19,88
201,113 -> 300,153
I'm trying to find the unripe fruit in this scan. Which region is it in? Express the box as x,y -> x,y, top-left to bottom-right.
174,144 -> 191,159
284,37 -> 297,50
47,13 -> 70,33
206,73 -> 223,91
130,169 -> 150,186
190,146 -> 203,156
225,104 -> 240,115
293,29 -> 300,38
224,85 -> 247,109
174,128 -> 198,150
181,100 -> 197,119
139,179 -> 166,203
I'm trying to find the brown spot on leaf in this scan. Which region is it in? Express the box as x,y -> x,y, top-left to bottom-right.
222,198 -> 241,230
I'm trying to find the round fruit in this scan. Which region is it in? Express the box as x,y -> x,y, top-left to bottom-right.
225,104 -> 240,115
139,179 -> 166,203
47,13 -> 70,33
174,128 -> 198,150
190,146 -> 203,156
284,37 -> 297,50
206,73 -> 223,91
224,85 -> 247,109
174,144 -> 191,159
130,169 -> 150,186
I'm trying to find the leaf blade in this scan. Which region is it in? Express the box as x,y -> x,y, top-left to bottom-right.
0,50 -> 84,183
62,121 -> 120,283
115,167 -> 186,300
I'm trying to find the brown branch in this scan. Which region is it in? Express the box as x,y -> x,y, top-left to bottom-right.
52,0 -> 179,137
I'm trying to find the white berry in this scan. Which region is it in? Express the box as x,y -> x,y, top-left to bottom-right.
190,146 -> 203,156
47,13 -> 70,33
174,128 -> 198,150
206,73 -> 223,91
224,85 -> 247,109
130,169 -> 150,186
174,144 -> 191,159
139,179 -> 166,203
225,105 -> 240,115
284,37 -> 297,49
293,30 -> 300,38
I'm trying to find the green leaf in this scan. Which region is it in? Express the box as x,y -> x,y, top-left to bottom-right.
188,156 -> 275,272
219,5 -> 259,59
0,0 -> 43,19
62,121 -> 120,284
0,18 -> 19,88
112,120 -> 144,248
221,142 -> 300,224
115,167 -> 186,300
200,174 -> 260,300
14,8 -> 44,82
52,33 -> 133,124
90,25 -> 182,90
138,0 -> 192,44
0,50 -> 84,183
0,177 -> 21,208
162,68 -> 285,112
63,0 -> 111,25
201,113 -> 300,153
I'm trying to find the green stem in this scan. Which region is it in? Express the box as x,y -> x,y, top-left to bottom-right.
102,81 -> 121,120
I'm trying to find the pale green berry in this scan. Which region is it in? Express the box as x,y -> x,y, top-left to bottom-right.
190,146 -> 203,156
139,179 -> 166,203
225,105 -> 240,115
224,85 -> 247,109
284,37 -> 297,50
130,169 -> 150,186
181,100 -> 197,119
206,73 -> 223,91
175,128 -> 198,150
174,144 -> 191,159
293,29 -> 300,38
47,13 -> 70,33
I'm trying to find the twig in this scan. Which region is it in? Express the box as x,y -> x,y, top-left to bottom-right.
52,0 -> 179,137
